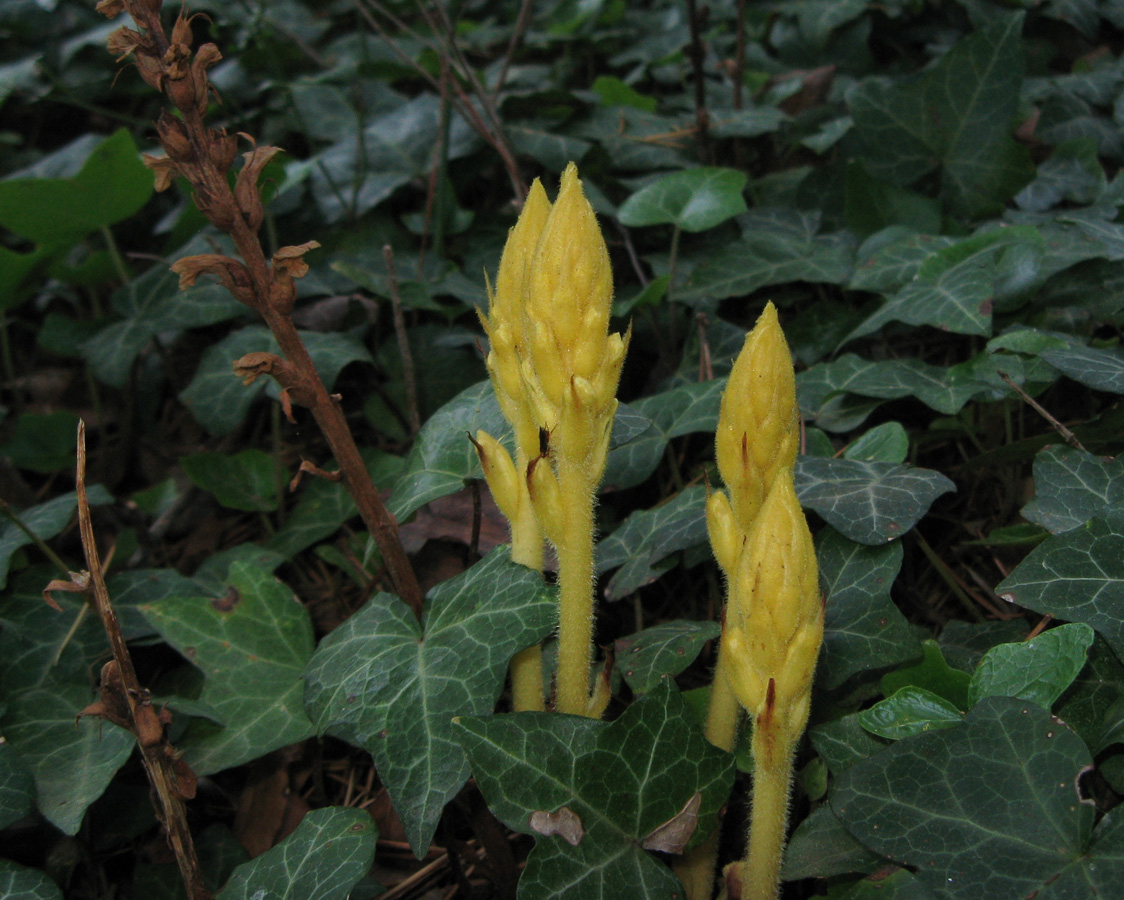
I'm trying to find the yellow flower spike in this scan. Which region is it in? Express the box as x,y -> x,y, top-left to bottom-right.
478,163 -> 625,719
726,477 -> 820,721
679,303 -> 813,900
722,475 -> 822,900
715,301 -> 799,533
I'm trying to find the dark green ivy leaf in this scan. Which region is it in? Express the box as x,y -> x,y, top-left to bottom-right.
968,622 -> 1095,710
1021,445 -> 1124,534
796,458 -> 956,545
140,563 -> 316,775
303,546 -> 555,856
216,807 -> 376,900
617,167 -> 748,233
847,14 -> 1033,217
997,517 -> 1124,662
817,528 -> 918,690
833,696 -> 1122,899
614,620 -> 721,694
454,680 -> 735,900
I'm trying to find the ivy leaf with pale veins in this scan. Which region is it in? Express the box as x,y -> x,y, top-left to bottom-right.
1039,339 -> 1124,395
680,211 -> 853,303
0,568 -> 132,834
0,741 -> 34,830
817,528 -> 918,690
0,859 -> 63,900
968,622 -> 1095,710
388,380 -> 504,520
796,458 -> 956,545
1022,445 -> 1124,534
605,381 -> 723,490
614,619 -> 722,694
139,562 -> 316,775
847,13 -> 1032,216
217,807 -> 376,900
454,680 -> 735,900
0,485 -> 113,589
996,517 -> 1124,662
596,486 -> 708,601
833,696 -> 1124,899
303,546 -> 555,856
617,167 -> 748,232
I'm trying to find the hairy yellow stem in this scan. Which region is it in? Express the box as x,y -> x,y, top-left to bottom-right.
555,471 -> 596,716
741,716 -> 797,900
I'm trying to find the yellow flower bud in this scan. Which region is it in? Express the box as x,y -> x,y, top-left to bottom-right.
526,455 -> 566,544
706,490 -> 741,578
715,302 -> 799,533
472,430 -> 521,524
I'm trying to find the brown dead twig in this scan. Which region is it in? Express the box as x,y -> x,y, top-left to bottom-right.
95,0 -> 423,619
44,422 -> 211,900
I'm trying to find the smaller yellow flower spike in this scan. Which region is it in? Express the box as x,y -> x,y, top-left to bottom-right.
721,476 -> 822,742
714,301 -> 799,535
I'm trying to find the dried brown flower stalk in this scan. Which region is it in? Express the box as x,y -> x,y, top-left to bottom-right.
97,0 -> 423,619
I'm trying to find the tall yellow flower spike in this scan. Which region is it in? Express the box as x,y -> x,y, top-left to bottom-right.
723,473 -> 822,900
677,302 -> 818,900
474,164 -> 628,717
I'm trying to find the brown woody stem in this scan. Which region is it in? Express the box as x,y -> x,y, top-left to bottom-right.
75,422 -> 213,900
100,0 -> 424,620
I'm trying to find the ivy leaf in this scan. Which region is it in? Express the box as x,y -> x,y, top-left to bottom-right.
0,485 -> 113,590
0,129 -> 152,243
2,685 -> 132,836
797,354 -> 983,432
388,381 -> 507,520
0,859 -> 63,900
847,14 -> 1033,216
849,229 -> 956,293
139,562 -> 316,775
1021,445 -> 1124,534
996,517 -> 1124,662
268,451 -> 402,559
453,680 -> 735,900
844,229 -> 1042,343
817,528 -> 919,690
832,696 -> 1122,899
617,167 -> 747,232
1039,340 -> 1124,395
858,686 -> 965,740
596,486 -> 708,601
614,620 -> 721,694
843,422 -> 909,463
881,640 -> 971,710
303,546 -> 556,856
680,214 -> 853,302
0,570 -> 136,833
782,805 -> 887,881
810,714 -> 889,777
968,622 -> 1095,709
216,807 -> 376,900
180,325 -> 372,435
795,457 -> 956,545
182,449 -> 281,512
0,741 -> 34,829
605,380 -> 723,490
